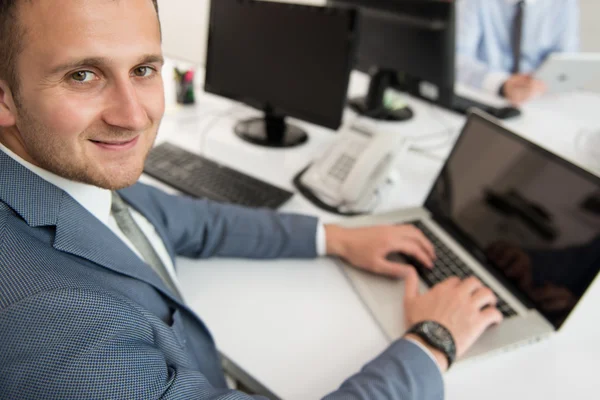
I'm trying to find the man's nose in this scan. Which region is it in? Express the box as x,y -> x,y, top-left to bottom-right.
102,79 -> 150,132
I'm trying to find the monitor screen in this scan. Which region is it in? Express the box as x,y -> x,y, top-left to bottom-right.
331,0 -> 455,88
204,0 -> 357,131
425,113 -> 600,328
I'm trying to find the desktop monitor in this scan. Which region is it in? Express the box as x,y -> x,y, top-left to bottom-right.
329,0 -> 456,121
204,0 -> 358,148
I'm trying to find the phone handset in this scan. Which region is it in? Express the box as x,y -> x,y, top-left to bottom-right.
340,132 -> 405,211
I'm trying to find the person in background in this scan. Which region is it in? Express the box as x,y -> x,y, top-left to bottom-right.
456,0 -> 580,105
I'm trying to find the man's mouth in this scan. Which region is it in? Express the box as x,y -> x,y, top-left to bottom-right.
90,136 -> 140,150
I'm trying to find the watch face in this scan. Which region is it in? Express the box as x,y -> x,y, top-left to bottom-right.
423,321 -> 452,346
415,321 -> 456,367
432,324 -> 449,340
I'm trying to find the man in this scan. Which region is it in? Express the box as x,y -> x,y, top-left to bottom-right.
0,0 -> 503,398
456,0 -> 580,105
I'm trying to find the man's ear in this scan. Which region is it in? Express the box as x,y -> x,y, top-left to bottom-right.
0,81 -> 17,127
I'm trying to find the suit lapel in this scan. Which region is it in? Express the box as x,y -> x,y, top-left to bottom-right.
0,150 -> 184,307
53,195 -> 183,305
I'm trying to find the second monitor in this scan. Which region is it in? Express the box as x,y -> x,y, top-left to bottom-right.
331,0 -> 455,121
331,0 -> 520,121
204,0 -> 358,148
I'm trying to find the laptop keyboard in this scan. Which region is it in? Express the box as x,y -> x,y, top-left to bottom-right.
408,220 -> 517,318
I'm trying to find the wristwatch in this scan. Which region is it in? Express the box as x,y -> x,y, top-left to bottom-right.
407,321 -> 456,368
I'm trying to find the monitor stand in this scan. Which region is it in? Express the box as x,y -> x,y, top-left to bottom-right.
234,109 -> 308,148
348,69 -> 414,121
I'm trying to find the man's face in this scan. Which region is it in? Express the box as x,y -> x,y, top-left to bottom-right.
0,0 -> 165,190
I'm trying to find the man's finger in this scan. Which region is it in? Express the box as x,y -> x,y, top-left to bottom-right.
393,241 -> 434,269
374,260 -> 414,279
403,267 -> 419,301
476,307 -> 504,333
394,225 -> 435,259
471,287 -> 497,310
438,276 -> 461,288
459,276 -> 485,296
403,226 -> 436,259
470,308 -> 504,346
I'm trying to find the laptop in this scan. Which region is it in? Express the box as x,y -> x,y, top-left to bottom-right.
535,53 -> 600,93
337,110 -> 600,363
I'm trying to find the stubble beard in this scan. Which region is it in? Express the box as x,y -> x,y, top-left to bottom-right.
14,105 -> 158,190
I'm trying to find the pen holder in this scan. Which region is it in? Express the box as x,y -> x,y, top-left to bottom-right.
174,68 -> 195,105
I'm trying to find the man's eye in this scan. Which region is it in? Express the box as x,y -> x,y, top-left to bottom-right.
71,71 -> 95,83
133,66 -> 153,77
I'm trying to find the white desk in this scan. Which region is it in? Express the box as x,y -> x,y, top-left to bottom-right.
155,61 -> 600,399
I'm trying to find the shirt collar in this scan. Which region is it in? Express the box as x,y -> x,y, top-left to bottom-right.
0,143 -> 112,225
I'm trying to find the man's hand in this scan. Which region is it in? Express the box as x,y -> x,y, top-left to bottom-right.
502,74 -> 546,105
324,224 -> 435,278
404,271 -> 504,371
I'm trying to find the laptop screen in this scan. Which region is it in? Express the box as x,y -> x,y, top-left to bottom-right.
424,112 -> 600,328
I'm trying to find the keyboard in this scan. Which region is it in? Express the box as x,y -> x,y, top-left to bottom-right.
144,143 -> 293,209
407,220 -> 517,318
452,95 -> 521,120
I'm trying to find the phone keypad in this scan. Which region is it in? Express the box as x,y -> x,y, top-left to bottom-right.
328,154 -> 357,182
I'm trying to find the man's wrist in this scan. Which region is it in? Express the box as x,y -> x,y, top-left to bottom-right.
324,224 -> 348,257
404,333 -> 449,372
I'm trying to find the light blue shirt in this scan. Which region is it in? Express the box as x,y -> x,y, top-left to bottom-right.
456,0 -> 580,94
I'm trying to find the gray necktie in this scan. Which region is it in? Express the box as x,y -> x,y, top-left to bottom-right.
512,0 -> 526,74
111,192 -> 181,298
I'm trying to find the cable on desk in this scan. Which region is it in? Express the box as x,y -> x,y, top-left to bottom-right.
408,146 -> 446,161
407,103 -> 460,159
197,104 -> 246,156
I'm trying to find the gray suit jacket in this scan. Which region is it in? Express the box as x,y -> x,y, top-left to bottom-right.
0,150 -> 443,399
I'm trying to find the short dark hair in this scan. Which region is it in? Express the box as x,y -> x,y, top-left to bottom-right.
0,0 -> 160,95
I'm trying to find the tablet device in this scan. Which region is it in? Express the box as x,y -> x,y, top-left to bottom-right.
535,53 -> 600,93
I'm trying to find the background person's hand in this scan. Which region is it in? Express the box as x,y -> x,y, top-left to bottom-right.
502,74 -> 546,105
324,224 -> 436,278
403,271 -> 504,371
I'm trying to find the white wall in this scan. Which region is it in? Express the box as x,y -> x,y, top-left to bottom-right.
157,0 -> 210,65
580,0 -> 600,91
157,0 -> 325,66
580,0 -> 600,52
